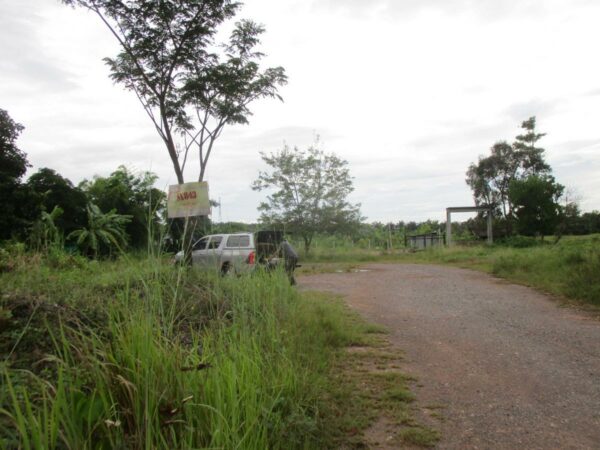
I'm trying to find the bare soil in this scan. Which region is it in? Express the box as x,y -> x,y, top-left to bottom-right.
299,263 -> 600,449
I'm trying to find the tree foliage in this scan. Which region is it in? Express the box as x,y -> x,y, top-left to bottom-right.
0,109 -> 30,240
0,109 -> 28,182
253,143 -> 362,254
466,116 -> 551,222
80,166 -> 165,248
508,175 -> 564,238
63,0 -> 286,183
25,168 -> 88,235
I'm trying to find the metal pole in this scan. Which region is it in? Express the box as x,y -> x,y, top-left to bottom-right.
487,209 -> 493,245
446,209 -> 452,246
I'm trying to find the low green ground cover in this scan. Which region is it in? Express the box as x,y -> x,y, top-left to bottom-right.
298,234 -> 600,307
0,250 -> 433,449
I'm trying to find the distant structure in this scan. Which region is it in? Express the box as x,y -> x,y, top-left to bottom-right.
446,206 -> 493,246
406,232 -> 444,250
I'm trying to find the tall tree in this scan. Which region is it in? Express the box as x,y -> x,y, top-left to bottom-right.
25,168 -> 88,235
181,19 -> 287,181
512,117 -> 550,175
466,141 -> 521,219
252,143 -> 362,254
508,175 -> 564,239
466,116 -> 551,233
0,109 -> 30,240
63,0 -> 286,183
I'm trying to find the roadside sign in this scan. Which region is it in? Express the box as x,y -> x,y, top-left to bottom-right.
167,181 -> 210,218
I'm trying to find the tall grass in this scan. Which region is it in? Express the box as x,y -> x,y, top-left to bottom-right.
0,251 -> 361,449
397,234 -> 600,306
441,236 -> 600,306
297,234 -> 600,306
490,237 -> 600,305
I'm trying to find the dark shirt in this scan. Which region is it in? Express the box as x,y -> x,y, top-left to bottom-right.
281,240 -> 298,270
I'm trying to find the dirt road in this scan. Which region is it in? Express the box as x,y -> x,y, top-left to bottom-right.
299,264 -> 600,449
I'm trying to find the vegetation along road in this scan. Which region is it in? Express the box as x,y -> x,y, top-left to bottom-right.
300,263 -> 600,449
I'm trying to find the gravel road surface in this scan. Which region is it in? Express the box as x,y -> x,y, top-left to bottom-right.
299,264 -> 600,449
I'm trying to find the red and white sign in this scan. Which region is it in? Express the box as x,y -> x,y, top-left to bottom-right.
167,182 -> 210,218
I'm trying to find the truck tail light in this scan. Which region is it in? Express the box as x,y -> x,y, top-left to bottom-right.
247,251 -> 256,265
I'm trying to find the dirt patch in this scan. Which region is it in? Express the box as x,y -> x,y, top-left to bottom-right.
330,333 -> 439,448
363,417 -> 400,449
300,263 -> 600,449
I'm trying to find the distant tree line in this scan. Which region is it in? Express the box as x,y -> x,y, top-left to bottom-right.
1,108 -> 165,257
3,109 -> 599,258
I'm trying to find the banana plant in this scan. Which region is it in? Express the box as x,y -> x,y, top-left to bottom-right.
68,204 -> 132,258
29,205 -> 64,252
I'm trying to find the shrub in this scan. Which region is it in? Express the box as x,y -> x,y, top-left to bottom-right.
566,248 -> 600,305
500,235 -> 541,248
492,254 -> 519,274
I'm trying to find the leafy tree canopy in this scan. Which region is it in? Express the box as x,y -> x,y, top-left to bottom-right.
508,175 -> 564,238
466,116 -> 551,232
0,109 -> 28,183
63,0 -> 286,183
80,166 -> 165,248
0,109 -> 30,240
25,168 -> 88,235
252,142 -> 362,254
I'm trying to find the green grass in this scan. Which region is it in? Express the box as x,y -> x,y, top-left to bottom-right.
0,252 -> 344,448
324,344 -> 439,448
299,234 -> 600,307
0,249 -> 435,449
399,426 -> 441,447
401,235 -> 600,306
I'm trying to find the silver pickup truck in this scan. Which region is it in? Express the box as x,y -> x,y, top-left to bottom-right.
174,231 -> 298,281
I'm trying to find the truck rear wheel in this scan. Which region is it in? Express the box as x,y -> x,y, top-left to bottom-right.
221,263 -> 231,276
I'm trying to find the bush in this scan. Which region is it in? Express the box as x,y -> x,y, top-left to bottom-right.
43,247 -> 87,270
0,242 -> 28,273
492,255 -> 518,275
499,235 -> 541,248
566,248 -> 600,305
0,247 -> 10,273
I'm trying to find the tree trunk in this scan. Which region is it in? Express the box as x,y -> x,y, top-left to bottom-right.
183,216 -> 206,266
303,234 -> 313,256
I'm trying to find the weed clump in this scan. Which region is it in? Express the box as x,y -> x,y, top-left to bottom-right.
565,248 -> 600,305
399,426 -> 440,447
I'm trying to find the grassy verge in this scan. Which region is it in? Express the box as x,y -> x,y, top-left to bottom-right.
0,251 -> 435,449
300,292 -> 439,448
298,235 -> 600,307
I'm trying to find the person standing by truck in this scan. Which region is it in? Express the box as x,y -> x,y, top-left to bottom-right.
281,239 -> 298,285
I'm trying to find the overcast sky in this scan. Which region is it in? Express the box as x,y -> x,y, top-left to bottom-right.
2,0 -> 600,223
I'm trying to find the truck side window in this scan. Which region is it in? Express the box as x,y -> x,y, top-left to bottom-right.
193,237 -> 208,250
208,237 -> 222,249
225,235 -> 250,248
226,236 -> 240,247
